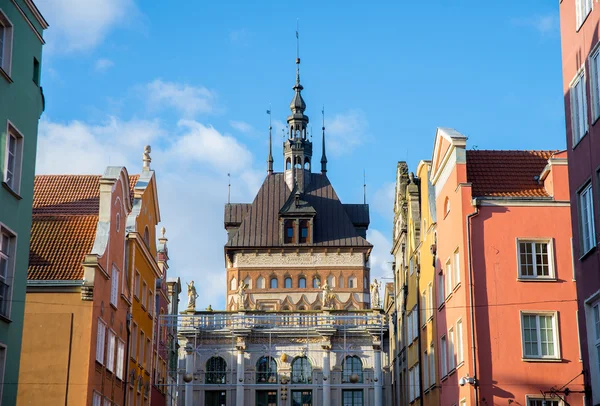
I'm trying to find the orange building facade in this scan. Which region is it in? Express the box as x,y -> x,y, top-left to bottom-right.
430,128 -> 584,406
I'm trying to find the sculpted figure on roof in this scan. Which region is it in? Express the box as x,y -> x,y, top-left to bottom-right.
187,281 -> 198,310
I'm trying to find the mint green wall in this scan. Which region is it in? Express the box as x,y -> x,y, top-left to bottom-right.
0,1 -> 44,404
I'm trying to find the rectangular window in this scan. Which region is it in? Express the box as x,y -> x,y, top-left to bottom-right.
412,305 -> 418,342
96,319 -> 106,364
445,260 -> 452,298
0,228 -> 15,318
142,281 -> 147,308
0,346 -> 5,402
110,266 -> 119,307
421,290 -> 427,326
106,330 -> 115,372
454,250 -> 460,287
0,11 -> 13,75
284,220 -> 295,244
146,338 -> 151,370
33,57 -> 40,85
410,258 -> 414,275
116,339 -> 125,379
423,351 -> 429,390
438,272 -> 445,307
93,392 -> 102,406
131,323 -> 138,360
4,124 -> 23,193
299,220 -> 309,243
407,311 -> 413,343
576,0 -> 593,29
518,240 -> 552,278
521,313 -> 559,359
528,399 -> 560,406
592,303 -> 600,383
592,48 -> 600,121
448,327 -> 456,371
571,71 -> 588,145
429,343 -> 435,387
440,335 -> 447,377
103,398 -> 111,406
427,283 -> 433,320
415,363 -> 420,398
409,367 -> 414,401
457,319 -> 464,364
148,290 -> 153,316
134,271 -> 140,299
140,331 -> 145,367
579,184 -> 596,254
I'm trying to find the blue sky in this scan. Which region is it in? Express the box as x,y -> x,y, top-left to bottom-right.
34,0 -> 565,308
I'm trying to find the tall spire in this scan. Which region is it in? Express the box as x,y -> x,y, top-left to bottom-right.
267,108 -> 273,174
321,106 -> 327,173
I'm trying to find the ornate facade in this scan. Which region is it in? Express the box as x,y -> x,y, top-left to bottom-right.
174,52 -> 389,406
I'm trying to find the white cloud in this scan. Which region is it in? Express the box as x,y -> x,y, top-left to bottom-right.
169,120 -> 253,172
146,80 -> 217,117
35,0 -> 137,53
230,120 -> 254,134
511,14 -> 559,35
94,58 -> 115,72
372,182 -> 395,221
367,229 -> 393,282
326,109 -> 369,156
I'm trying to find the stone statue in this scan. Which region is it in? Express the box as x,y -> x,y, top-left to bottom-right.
237,281 -> 247,310
321,280 -> 335,308
370,279 -> 381,309
186,281 -> 198,310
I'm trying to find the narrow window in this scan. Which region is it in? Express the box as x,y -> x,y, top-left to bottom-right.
423,352 -> 429,389
571,71 -> 588,145
257,276 -> 265,289
448,327 -> 456,370
342,356 -> 363,383
284,220 -> 295,244
438,272 -> 445,306
298,277 -> 306,288
427,282 -> 433,320
33,57 -> 40,85
106,329 -> 116,372
429,343 -> 435,387
576,0 -> 593,29
110,266 -> 119,307
313,276 -> 320,288
592,47 -> 600,121
454,250 -> 460,286
457,319 -> 464,364
256,356 -> 278,383
0,11 -> 14,75
284,277 -> 292,288
299,220 -> 309,243
96,319 -> 106,364
0,229 -> 14,317
134,271 -> 141,298
4,125 -> 23,193
270,278 -> 278,289
440,335 -> 447,377
579,183 -> 596,254
445,260 -> 452,297
206,357 -> 227,384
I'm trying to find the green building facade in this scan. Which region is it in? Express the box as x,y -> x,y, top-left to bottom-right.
0,0 -> 46,403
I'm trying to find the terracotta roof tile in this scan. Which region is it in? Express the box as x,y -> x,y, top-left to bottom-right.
29,173 -> 139,280
466,150 -> 556,198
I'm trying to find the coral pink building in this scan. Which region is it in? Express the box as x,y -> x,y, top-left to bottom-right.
430,128 -> 584,406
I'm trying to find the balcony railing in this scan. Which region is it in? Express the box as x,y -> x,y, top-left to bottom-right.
160,311 -> 387,332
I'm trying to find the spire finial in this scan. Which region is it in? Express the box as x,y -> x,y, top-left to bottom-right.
321,106 -> 327,174
296,19 -> 300,84
143,145 -> 151,170
267,107 -> 273,174
363,170 -> 367,204
227,173 -> 231,204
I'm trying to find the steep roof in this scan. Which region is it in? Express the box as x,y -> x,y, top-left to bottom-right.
225,173 -> 371,248
466,150 -> 555,198
29,174 -> 139,280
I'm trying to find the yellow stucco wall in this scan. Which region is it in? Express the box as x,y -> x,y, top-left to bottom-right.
17,292 -> 93,406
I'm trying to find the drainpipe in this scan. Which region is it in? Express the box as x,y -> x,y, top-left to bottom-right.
466,199 -> 480,406
123,311 -> 132,406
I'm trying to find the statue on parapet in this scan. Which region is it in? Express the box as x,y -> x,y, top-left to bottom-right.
237,281 -> 248,310
186,280 -> 198,310
321,280 -> 335,308
370,279 -> 381,309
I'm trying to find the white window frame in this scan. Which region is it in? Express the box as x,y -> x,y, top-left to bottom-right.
92,391 -> 102,406
4,122 -> 24,194
110,265 -> 119,308
140,330 -> 145,368
103,398 -> 111,406
445,260 -> 452,298
440,335 -> 447,377
415,363 -> 420,398
438,272 -> 445,307
412,305 -> 418,342
106,329 -> 116,372
578,183 -> 596,255
0,10 -> 13,76
131,323 -> 138,360
408,366 -> 414,401
423,351 -> 429,390
591,45 -> 600,122
429,342 -> 435,387
576,0 -> 593,30
448,327 -> 456,371
520,311 -> 560,360
148,289 -> 153,317
526,396 -> 562,406
453,249 -> 460,287
421,290 -> 426,327
96,318 -> 107,365
134,270 -> 140,299
457,319 -> 464,365
570,69 -> 589,146
0,224 -> 16,319
427,283 -> 433,321
116,339 -> 125,380
517,239 -> 555,279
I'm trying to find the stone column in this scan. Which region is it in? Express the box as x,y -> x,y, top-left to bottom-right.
236,336 -> 246,406
322,340 -> 332,406
184,344 -> 194,406
373,341 -> 383,406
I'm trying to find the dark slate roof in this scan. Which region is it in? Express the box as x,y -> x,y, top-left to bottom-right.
224,203 -> 252,226
343,204 -> 370,227
280,186 -> 317,216
226,173 -> 371,248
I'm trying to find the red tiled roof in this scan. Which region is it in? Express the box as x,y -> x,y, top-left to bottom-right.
29,174 -> 139,280
466,150 -> 556,198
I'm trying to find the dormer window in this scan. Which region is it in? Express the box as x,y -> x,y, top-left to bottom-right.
284,220 -> 296,243
299,220 -> 309,243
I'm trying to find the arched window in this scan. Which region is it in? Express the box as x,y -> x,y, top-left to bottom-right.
257,276 -> 265,289
339,276 -> 344,288
292,357 -> 312,384
143,226 -> 150,247
444,196 -> 450,216
244,276 -> 252,289
294,156 -> 302,169
230,278 -> 237,291
256,356 -> 277,383
348,277 -> 356,289
270,278 -> 278,289
286,158 -> 291,170
342,356 -> 363,383
304,158 -> 310,170
206,357 -> 227,384
284,220 -> 295,244
299,220 -> 309,243
327,275 -> 336,288
299,277 -> 306,288
285,277 -> 292,288
313,276 -> 320,288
